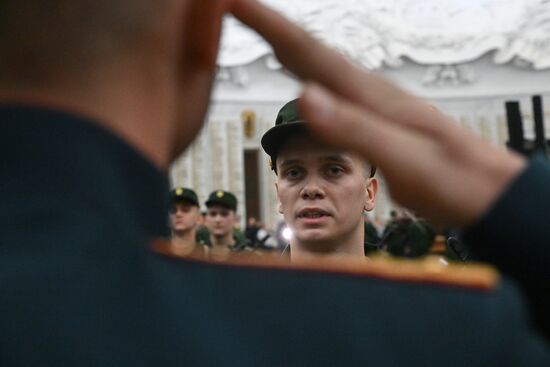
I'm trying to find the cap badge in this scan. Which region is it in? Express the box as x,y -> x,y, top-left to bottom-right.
175,188 -> 183,196
216,191 -> 224,198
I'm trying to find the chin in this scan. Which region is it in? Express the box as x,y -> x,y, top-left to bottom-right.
296,231 -> 335,247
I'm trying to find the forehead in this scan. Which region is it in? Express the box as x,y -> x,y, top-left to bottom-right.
172,201 -> 195,209
276,134 -> 365,168
207,205 -> 233,213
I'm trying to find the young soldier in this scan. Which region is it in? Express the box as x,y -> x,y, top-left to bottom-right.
168,187 -> 201,254
262,99 -> 378,260
202,190 -> 249,258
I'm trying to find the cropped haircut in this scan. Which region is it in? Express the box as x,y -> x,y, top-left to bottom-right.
0,0 -> 168,86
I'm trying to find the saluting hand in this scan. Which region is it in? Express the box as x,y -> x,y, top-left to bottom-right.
231,0 -> 526,228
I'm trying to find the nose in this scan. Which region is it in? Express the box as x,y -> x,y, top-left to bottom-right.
300,175 -> 325,200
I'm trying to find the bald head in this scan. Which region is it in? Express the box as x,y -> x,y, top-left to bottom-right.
0,0 -> 230,169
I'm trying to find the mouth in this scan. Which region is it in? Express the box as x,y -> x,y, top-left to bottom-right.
297,208 -> 331,219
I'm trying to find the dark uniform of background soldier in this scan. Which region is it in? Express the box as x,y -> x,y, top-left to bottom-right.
0,1 -> 549,367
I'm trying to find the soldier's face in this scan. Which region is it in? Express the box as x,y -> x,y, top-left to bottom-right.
169,202 -> 200,232
205,205 -> 236,237
275,135 -> 377,251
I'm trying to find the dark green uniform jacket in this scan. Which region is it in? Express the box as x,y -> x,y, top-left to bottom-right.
196,227 -> 250,251
1,106 -> 549,366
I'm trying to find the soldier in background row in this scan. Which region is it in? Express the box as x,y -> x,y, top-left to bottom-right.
200,190 -> 250,259
168,187 -> 203,255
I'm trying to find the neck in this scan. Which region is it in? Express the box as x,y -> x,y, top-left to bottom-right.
290,224 -> 364,262
210,233 -> 235,248
0,63 -> 176,170
171,228 -> 197,248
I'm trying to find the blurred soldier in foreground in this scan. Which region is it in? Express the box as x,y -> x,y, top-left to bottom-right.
0,0 -> 548,366
262,99 -> 378,260
168,187 -> 202,254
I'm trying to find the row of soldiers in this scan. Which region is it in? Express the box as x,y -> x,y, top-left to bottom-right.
168,188 -> 251,259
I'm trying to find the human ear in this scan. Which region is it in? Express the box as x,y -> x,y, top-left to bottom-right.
182,0 -> 231,71
364,177 -> 378,211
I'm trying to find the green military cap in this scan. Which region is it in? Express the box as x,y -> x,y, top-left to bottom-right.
261,99 -> 307,164
205,190 -> 237,211
261,98 -> 376,177
169,187 -> 199,207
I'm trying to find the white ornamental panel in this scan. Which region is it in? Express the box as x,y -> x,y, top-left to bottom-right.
218,0 -> 550,71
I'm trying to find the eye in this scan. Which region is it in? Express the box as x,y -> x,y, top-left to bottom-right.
325,165 -> 344,177
283,167 -> 303,180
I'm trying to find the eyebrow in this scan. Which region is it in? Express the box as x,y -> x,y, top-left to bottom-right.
278,154 -> 353,169
278,158 -> 302,169
322,155 -> 353,165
